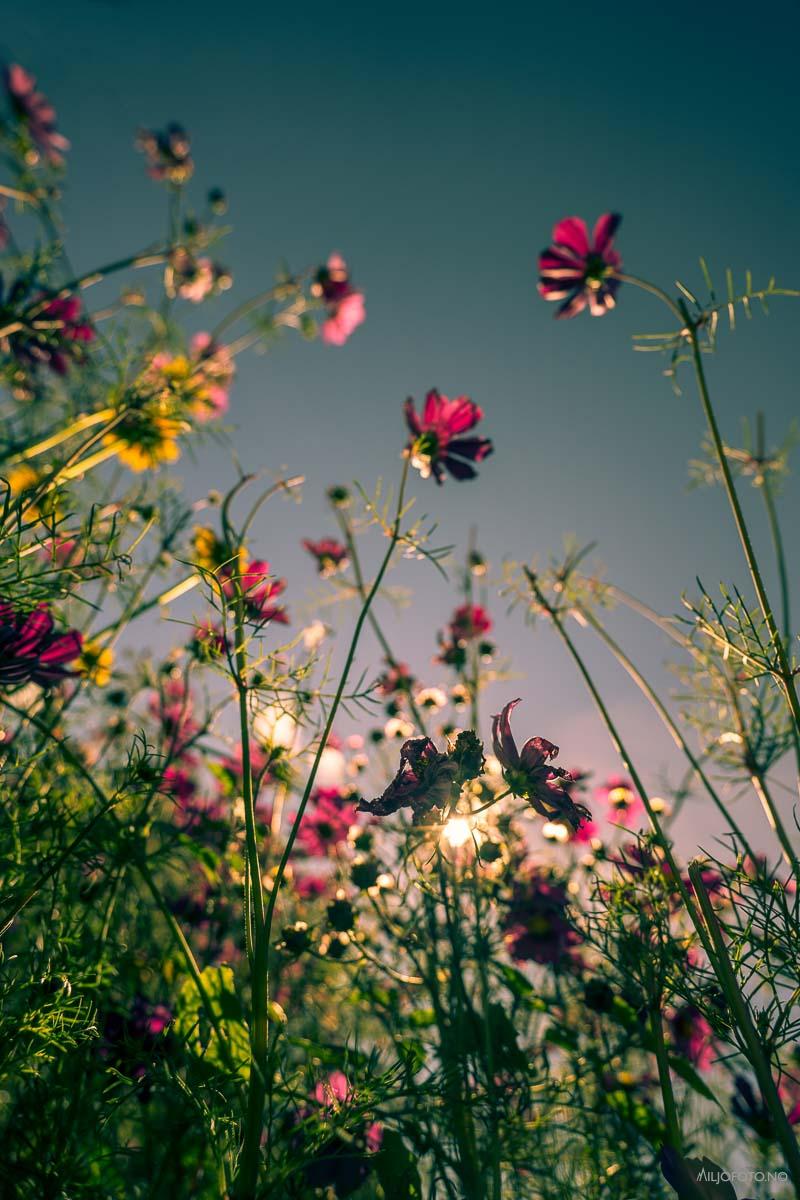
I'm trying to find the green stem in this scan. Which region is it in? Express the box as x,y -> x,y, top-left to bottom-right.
688,863 -> 800,1196
650,1006 -> 681,1152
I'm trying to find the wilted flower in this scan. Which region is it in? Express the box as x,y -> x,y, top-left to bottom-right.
5,64 -> 69,165
302,537 -> 349,577
0,601 -> 82,688
492,699 -> 591,831
357,736 -> 459,819
136,124 -> 193,184
538,213 -> 622,319
313,254 -> 365,346
404,389 -> 493,484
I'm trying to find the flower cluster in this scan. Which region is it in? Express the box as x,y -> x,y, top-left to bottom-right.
312,254 -> 366,346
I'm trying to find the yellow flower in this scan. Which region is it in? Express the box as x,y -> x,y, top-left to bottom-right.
110,414 -> 185,473
191,525 -> 246,575
78,641 -> 114,687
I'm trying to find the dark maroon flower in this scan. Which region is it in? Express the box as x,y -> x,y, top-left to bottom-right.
5,64 -> 69,166
491,699 -> 590,832
502,867 -> 582,966
302,537 -> 349,578
0,601 -> 82,688
312,254 -> 366,346
538,213 -> 622,319
377,660 -> 415,697
136,124 -> 193,184
404,389 -> 493,484
357,736 -> 458,819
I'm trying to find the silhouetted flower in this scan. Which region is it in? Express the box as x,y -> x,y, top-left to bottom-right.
492,699 -> 590,831
0,601 -> 82,688
5,64 -> 69,165
404,389 -> 493,484
313,254 -> 366,346
136,123 -> 193,184
357,736 -> 458,819
538,213 -> 622,319
303,537 -> 349,577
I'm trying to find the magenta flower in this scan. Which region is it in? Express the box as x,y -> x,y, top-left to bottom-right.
449,603 -> 493,642
302,537 -> 349,578
502,866 -> 582,966
5,64 -> 69,166
136,124 -> 193,184
0,602 -> 82,688
3,289 -> 96,376
314,254 -> 366,346
297,790 -> 357,857
221,559 -> 289,626
596,775 -> 645,827
668,1004 -> 715,1072
404,389 -> 493,484
538,213 -> 622,319
492,699 -> 591,831
300,1072 -> 383,1195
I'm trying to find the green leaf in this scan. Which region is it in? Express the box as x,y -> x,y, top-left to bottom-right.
174,965 -> 250,1077
668,1055 -> 722,1107
374,1129 -> 422,1200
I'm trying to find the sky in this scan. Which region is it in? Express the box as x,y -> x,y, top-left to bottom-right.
6,0 -> 800,852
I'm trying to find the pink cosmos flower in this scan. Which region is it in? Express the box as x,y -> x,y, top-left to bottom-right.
538,213 -> 622,319
297,789 -> 357,857
220,559 -> 289,626
668,1004 -> 716,1072
5,64 -> 69,165
136,124 -> 193,184
492,699 -> 591,832
314,254 -> 366,346
0,602 -> 82,688
302,537 -> 349,578
449,603 -> 493,642
149,678 -> 198,754
596,775 -> 645,827
404,389 -> 493,484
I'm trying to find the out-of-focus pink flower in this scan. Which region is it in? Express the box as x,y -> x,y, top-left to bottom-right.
492,699 -> 591,832
449,603 -> 492,642
0,601 -> 82,688
188,620 -> 228,659
136,124 -> 193,184
404,389 -> 493,484
149,677 -> 198,753
314,254 -> 366,346
165,249 -> 231,303
220,559 -> 289,626
377,660 -> 415,697
145,335 -> 234,422
295,873 -> 329,900
502,866 -> 582,966
538,213 -> 622,319
596,775 -> 645,827
297,789 -> 357,857
668,1004 -> 715,1072
5,64 -> 69,165
11,293 -> 95,375
302,537 -> 349,578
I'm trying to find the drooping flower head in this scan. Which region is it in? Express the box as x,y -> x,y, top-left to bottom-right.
491,699 -> 591,831
136,124 -> 193,184
357,735 -> 472,820
5,64 -> 69,165
313,254 -> 366,346
302,537 -> 349,578
404,389 -> 493,484
0,602 -> 82,688
538,213 -> 622,319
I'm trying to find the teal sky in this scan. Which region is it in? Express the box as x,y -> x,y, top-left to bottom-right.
7,0 -> 800,852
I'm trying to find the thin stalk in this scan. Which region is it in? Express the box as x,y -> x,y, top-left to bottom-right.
4,407 -> 117,465
688,863 -> 800,1195
576,604 -> 753,855
761,473 -> 791,646
650,1006 -> 681,1152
